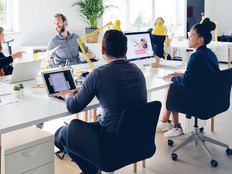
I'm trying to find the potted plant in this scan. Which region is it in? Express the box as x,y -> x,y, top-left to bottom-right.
72,0 -> 109,43
19,83 -> 24,96
13,85 -> 21,98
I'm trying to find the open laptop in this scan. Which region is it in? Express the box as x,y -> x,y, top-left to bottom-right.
125,31 -> 155,66
41,69 -> 76,101
2,59 -> 42,84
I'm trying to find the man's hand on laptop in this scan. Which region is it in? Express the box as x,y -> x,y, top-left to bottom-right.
59,87 -> 80,99
59,90 -> 75,99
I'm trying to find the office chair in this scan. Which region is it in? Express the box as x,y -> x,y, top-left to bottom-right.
66,101 -> 161,173
166,68 -> 232,167
5,39 -> 14,56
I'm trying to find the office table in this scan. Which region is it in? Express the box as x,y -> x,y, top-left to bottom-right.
0,65 -> 178,174
170,39 -> 232,68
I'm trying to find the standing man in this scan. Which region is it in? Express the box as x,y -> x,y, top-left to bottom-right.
58,30 -> 147,174
46,13 -> 96,66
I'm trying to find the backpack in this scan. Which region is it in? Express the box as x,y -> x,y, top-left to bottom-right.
54,126 -> 66,159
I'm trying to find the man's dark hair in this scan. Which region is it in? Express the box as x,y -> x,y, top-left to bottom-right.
54,13 -> 67,23
102,30 -> 127,58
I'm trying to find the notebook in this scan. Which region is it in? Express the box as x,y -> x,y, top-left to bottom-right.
41,69 -> 76,101
3,59 -> 42,84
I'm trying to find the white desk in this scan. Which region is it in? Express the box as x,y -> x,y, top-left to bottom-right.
0,66 -> 181,174
170,39 -> 232,68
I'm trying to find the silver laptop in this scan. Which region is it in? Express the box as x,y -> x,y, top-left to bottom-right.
41,69 -> 76,100
3,59 -> 42,84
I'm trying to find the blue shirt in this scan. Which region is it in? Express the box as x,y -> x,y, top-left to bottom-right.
47,32 -> 88,65
172,45 -> 220,89
65,59 -> 147,136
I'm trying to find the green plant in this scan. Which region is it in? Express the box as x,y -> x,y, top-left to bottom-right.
13,85 -> 20,91
72,0 -> 109,29
19,83 -> 24,89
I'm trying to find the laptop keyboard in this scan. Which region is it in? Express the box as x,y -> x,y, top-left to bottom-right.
54,96 -> 65,101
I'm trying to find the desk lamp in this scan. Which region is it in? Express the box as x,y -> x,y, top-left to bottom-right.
152,19 -> 168,60
77,20 -> 122,70
113,20 -> 122,31
77,22 -> 113,70
201,15 -> 218,42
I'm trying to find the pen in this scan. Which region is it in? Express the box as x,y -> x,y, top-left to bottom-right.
65,60 -> 68,69
68,61 -> 71,69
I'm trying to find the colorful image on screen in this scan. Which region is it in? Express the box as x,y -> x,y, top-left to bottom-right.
126,32 -> 153,61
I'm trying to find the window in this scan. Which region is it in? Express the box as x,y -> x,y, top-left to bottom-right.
154,0 -> 186,37
0,0 -> 19,32
0,0 -> 6,26
103,0 -> 153,32
103,0 -> 186,37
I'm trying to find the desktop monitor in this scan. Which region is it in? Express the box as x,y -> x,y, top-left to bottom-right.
125,31 -> 156,66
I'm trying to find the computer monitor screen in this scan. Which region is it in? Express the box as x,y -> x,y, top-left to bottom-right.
125,31 -> 154,65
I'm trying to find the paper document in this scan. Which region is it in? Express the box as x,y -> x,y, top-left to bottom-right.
38,45 -> 60,60
159,59 -> 186,69
0,97 -> 17,106
0,88 -> 12,96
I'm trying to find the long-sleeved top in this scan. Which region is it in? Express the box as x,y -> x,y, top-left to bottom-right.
47,32 -> 88,66
0,52 -> 13,75
172,45 -> 220,90
66,59 -> 147,136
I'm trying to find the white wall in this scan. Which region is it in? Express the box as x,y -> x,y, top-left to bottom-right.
4,0 -> 88,53
205,0 -> 232,35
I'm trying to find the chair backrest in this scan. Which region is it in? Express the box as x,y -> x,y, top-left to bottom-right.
104,101 -> 161,171
67,101 -> 161,172
166,68 -> 232,119
211,68 -> 232,116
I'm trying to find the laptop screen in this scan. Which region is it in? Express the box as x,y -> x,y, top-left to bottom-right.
42,69 -> 76,95
125,31 -> 154,61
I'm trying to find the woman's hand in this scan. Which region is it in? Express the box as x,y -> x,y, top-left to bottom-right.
11,51 -> 26,60
163,74 -> 175,81
163,72 -> 183,81
169,72 -> 184,77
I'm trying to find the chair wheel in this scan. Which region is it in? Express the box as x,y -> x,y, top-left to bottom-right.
226,148 -> 232,155
210,160 -> 218,167
199,127 -> 204,133
171,153 -> 178,161
168,140 -> 174,146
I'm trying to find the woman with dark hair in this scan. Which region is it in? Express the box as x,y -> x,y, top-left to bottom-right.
157,18 -> 220,137
0,27 -> 24,76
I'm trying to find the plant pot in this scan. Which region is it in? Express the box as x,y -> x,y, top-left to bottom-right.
20,89 -> 24,96
85,28 -> 99,43
13,90 -> 20,98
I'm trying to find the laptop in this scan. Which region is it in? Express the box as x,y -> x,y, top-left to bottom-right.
41,69 -> 76,101
3,59 -> 42,84
124,31 -> 155,66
